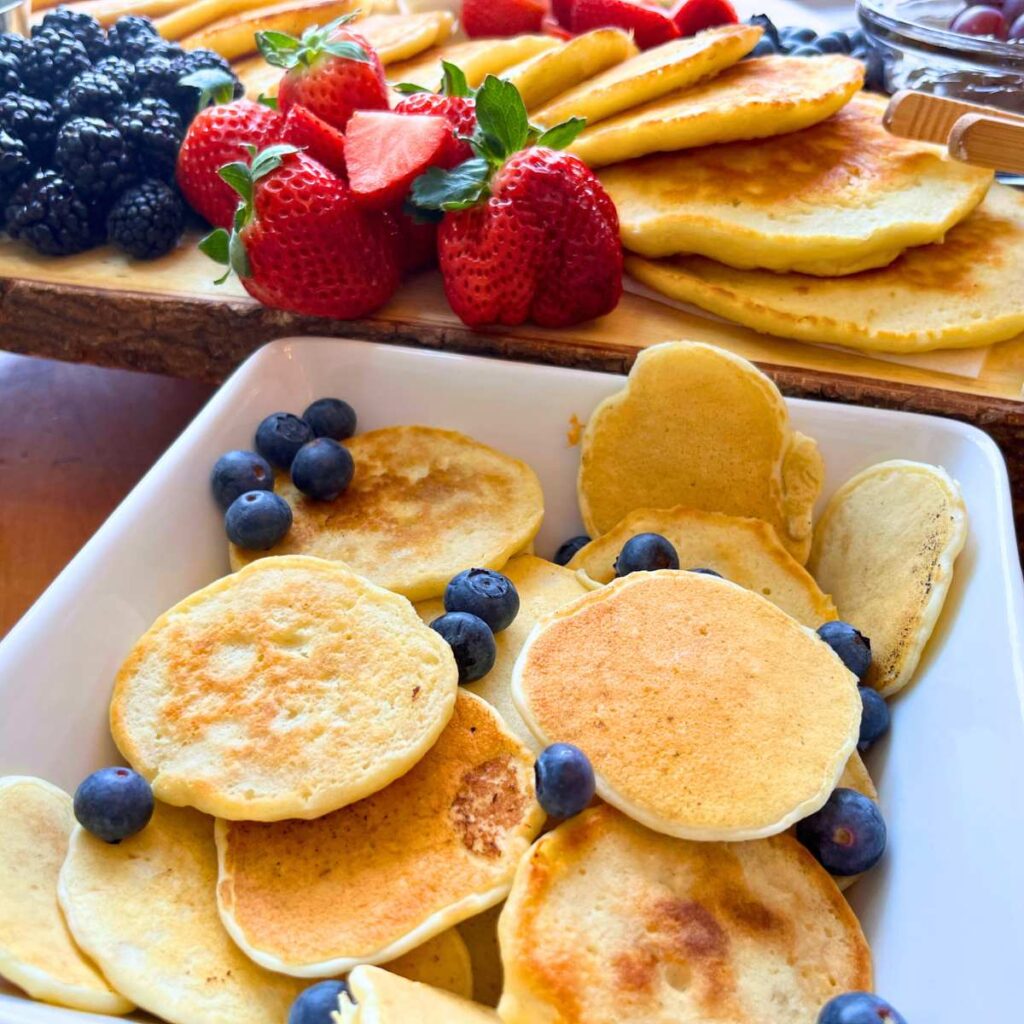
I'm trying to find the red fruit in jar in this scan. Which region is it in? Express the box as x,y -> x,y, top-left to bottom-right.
199,146 -> 400,319
280,103 -> 347,177
949,4 -> 1008,38
345,110 -> 453,209
176,99 -> 283,228
257,14 -> 387,132
670,0 -> 738,36
571,0 -> 680,49
462,0 -> 547,38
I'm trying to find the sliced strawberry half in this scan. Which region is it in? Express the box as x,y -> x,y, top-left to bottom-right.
281,103 -> 347,178
462,0 -> 547,38
571,0 -> 681,49
671,0 -> 738,35
344,110 -> 453,210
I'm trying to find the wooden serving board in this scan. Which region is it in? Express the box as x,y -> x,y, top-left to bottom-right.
2,234 -> 1023,549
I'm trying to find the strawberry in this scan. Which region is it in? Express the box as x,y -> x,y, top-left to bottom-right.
345,111 -> 452,210
176,99 -> 283,228
543,12 -> 574,36
462,0 -> 547,38
280,103 -> 347,177
410,76 -> 622,328
393,61 -> 477,167
257,15 -> 387,133
571,0 -> 680,48
395,213 -> 439,274
200,146 -> 400,319
670,0 -> 738,35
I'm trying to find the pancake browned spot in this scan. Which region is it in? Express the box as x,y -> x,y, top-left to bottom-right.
451,756 -> 529,858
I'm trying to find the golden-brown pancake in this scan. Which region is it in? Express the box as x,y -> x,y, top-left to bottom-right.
513,571 -> 860,840
601,93 -> 993,275
335,965 -> 499,1023
58,803 -> 309,1024
457,903 -> 504,1007
578,341 -> 822,562
568,507 -> 836,627
626,182 -> 1024,352
230,427 -> 544,602
0,777 -> 132,1015
215,691 -> 544,976
810,460 -> 968,696
385,928 -> 472,998
501,29 -> 637,112
498,804 -> 872,1024
569,55 -> 864,168
386,35 -> 560,90
358,10 -> 455,64
416,554 -> 590,751
110,555 -> 458,821
533,24 -> 761,128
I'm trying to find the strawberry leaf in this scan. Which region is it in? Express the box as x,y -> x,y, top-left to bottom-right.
258,13 -> 360,69
536,117 -> 587,151
472,75 -> 529,163
257,29 -> 302,68
322,39 -> 369,63
440,61 -> 471,97
199,227 -> 229,265
178,67 -> 237,113
410,157 -> 491,211
218,161 -> 253,208
257,92 -> 279,109
393,82 -> 431,94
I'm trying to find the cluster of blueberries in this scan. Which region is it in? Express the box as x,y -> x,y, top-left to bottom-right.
211,397 -> 358,551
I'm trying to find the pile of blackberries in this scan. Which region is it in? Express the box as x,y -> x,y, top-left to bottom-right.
0,9 -> 242,258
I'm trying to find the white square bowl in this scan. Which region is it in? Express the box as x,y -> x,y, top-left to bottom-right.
1,338 -> 1022,1023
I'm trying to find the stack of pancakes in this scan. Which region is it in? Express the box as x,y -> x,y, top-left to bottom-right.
0,344 -> 969,1022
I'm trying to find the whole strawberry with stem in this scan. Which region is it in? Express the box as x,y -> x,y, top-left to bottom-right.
176,98 -> 283,227
257,14 -> 387,133
410,76 -> 622,328
199,145 -> 400,319
393,61 -> 478,167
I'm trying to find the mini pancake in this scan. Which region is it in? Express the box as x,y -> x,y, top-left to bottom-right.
215,691 -> 544,976
230,427 -> 544,602
335,966 -> 499,1023
810,460 -> 968,696
578,341 -> 822,562
0,777 -> 132,1015
497,804 -> 872,1024
416,554 -> 590,751
513,571 -> 860,840
58,803 -> 308,1024
601,93 -> 993,275
111,555 -> 458,821
501,29 -> 637,112
385,928 -> 473,998
533,24 -> 761,128
569,55 -> 864,168
568,506 -> 836,627
386,35 -> 560,90
357,10 -> 455,64
626,182 -> 1024,353
457,904 -> 504,1007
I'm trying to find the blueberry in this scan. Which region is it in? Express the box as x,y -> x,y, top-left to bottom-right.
816,621 -> 872,681
797,788 -> 886,876
614,533 -> 679,576
749,36 -> 780,57
688,567 -> 723,578
535,743 -> 596,819
847,27 -> 866,49
781,25 -> 818,43
553,534 -> 590,566
818,992 -> 907,1024
857,686 -> 890,752
290,438 -> 354,502
210,449 -> 274,510
73,767 -> 153,844
302,397 -> 357,441
430,611 -> 496,683
225,490 -> 292,550
860,45 -> 887,91
791,44 -> 823,56
816,33 -> 848,53
747,13 -> 781,47
288,980 -> 350,1024
254,411 -> 313,469
445,568 -> 520,633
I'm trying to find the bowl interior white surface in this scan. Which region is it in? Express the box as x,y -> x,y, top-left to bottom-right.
1,338 -> 1022,1023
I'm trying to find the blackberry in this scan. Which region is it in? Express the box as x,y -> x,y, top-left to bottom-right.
21,28 -> 91,99
106,177 -> 185,258
5,170 -> 98,255
107,16 -> 158,63
95,56 -> 136,97
0,93 -> 57,163
0,129 -> 33,215
36,8 -> 109,61
133,54 -> 180,103
116,97 -> 182,180
59,71 -> 127,121
0,52 -> 20,92
0,33 -> 29,64
54,116 -> 136,203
